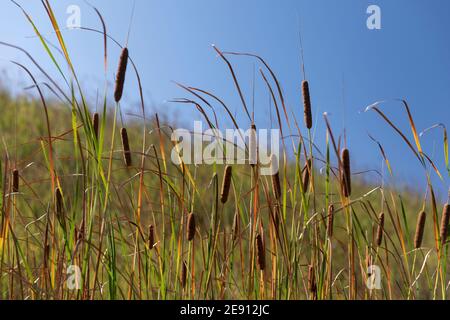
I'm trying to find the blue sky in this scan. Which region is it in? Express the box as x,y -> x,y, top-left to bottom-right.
0,0 -> 449,196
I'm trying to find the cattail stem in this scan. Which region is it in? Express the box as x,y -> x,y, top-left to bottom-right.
114,47 -> 129,103
220,165 -> 232,204
121,128 -> 132,167
414,211 -> 427,249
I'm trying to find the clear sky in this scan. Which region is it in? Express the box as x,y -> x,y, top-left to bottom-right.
0,0 -> 449,196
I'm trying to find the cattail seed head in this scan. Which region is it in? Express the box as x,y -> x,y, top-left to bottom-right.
341,148 -> 351,197
114,47 -> 129,103
440,204 -> 450,245
249,124 -> 257,166
121,128 -> 132,167
12,169 -> 19,193
55,187 -> 63,219
220,165 -> 232,204
180,260 -> 187,288
272,171 -> 281,200
327,204 -> 334,238
302,80 -> 313,130
92,112 -> 99,139
414,211 -> 427,249
308,264 -> 317,299
187,212 -> 196,242
148,225 -> 155,250
376,212 -> 385,247
302,158 -> 312,193
256,234 -> 265,270
232,211 -> 240,242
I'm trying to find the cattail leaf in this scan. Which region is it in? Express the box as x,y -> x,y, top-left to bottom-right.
420,123 -> 449,177
43,0 -> 75,74
12,1 -> 68,85
365,101 -> 423,165
421,152 -> 444,180
368,134 -> 393,176
400,99 -> 424,156
212,45 -> 251,121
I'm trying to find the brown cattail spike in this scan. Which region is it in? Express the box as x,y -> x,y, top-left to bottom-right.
327,204 -> 334,238
256,234 -> 265,270
308,265 -> 317,299
220,165 -> 232,204
249,124 -> 257,167
181,261 -> 187,288
187,213 -> 196,241
341,148 -> 351,197
376,212 -> 385,247
302,80 -> 313,129
12,169 -> 19,193
92,112 -> 99,139
148,225 -> 155,250
302,158 -> 312,193
121,128 -> 132,167
440,204 -> 450,245
272,172 -> 281,201
55,187 -> 63,219
114,47 -> 129,102
414,211 -> 427,249
232,211 -> 240,242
